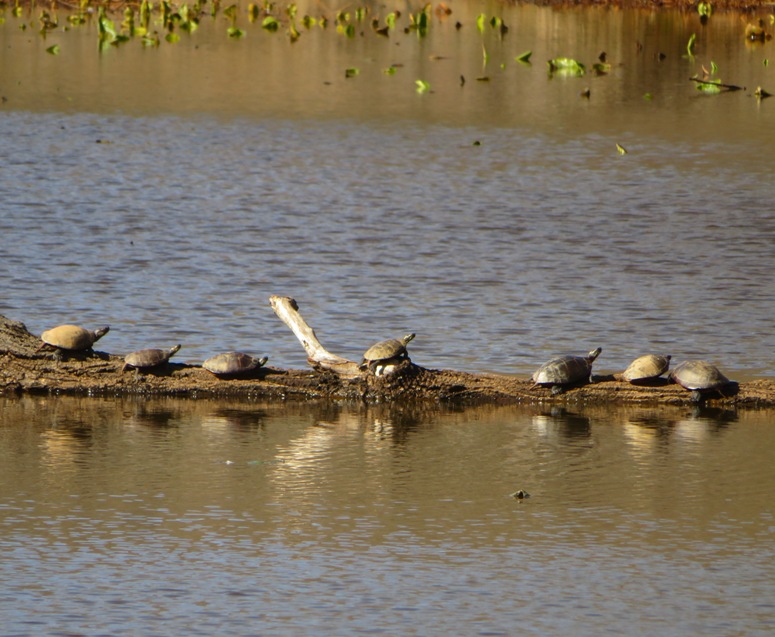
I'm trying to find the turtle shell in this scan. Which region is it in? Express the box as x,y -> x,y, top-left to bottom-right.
532,347 -> 602,391
41,324 -> 110,351
203,352 -> 268,377
124,344 -> 181,370
669,360 -> 729,391
621,354 -> 671,383
362,333 -> 415,364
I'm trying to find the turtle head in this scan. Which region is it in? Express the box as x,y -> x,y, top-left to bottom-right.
257,356 -> 269,367
403,333 -> 416,345
169,344 -> 182,356
93,326 -> 110,342
587,347 -> 602,362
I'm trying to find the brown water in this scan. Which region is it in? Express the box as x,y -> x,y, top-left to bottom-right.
2,4 -> 775,633
1,2 -> 774,377
1,395 -> 774,636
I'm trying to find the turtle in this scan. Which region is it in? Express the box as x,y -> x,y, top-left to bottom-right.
531,347 -> 602,395
203,352 -> 269,378
123,344 -> 181,374
38,324 -> 110,359
669,360 -> 732,402
360,333 -> 415,375
620,354 -> 671,384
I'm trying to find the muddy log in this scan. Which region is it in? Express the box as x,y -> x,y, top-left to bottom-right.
2,298 -> 775,407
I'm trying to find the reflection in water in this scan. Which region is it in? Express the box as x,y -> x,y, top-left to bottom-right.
1,396 -> 774,635
531,407 -> 592,439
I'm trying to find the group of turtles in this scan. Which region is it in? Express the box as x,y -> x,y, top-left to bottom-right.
36,324 -> 268,378
531,347 -> 732,400
35,324 -> 732,400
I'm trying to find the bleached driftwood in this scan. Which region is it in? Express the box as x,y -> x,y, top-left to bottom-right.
269,295 -> 362,378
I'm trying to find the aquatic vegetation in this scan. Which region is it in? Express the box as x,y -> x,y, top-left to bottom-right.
547,58 -> 586,77
686,33 -> 696,56
415,79 -> 430,93
515,50 -> 532,64
616,143 -> 628,155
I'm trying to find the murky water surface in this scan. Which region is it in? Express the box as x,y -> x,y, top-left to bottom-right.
1,396 -> 774,636
2,4 -> 775,634
1,2 -> 774,376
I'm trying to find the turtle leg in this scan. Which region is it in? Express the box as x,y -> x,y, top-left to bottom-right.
690,390 -> 703,403
550,385 -> 566,396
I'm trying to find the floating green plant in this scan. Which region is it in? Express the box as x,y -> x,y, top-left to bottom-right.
476,13 -> 485,34
409,6 -> 429,37
46,43 -> 60,54
616,143 -> 628,155
416,79 -> 430,93
227,26 -> 245,37
142,31 -> 160,46
547,58 -> 585,77
698,2 -> 712,18
262,15 -> 279,31
288,20 -> 300,42
515,50 -> 532,64
686,33 -> 696,56
345,67 -> 359,78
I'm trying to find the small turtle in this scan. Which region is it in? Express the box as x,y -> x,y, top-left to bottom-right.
532,347 -> 602,395
203,352 -> 269,378
620,354 -> 671,384
38,324 -> 110,359
360,333 -> 415,375
123,344 -> 181,374
669,360 -> 731,402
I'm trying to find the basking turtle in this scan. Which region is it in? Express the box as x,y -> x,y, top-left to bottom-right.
123,344 -> 181,374
360,333 -> 415,375
669,360 -> 731,402
620,354 -> 671,384
531,347 -> 602,395
203,352 -> 269,378
38,324 -> 110,359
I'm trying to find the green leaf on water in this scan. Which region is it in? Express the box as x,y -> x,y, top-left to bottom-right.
686,33 -> 696,56
165,31 -> 180,43
643,92 -> 654,100
710,60 -> 718,75
695,79 -> 722,93
476,13 -> 486,34
227,26 -> 245,37
515,50 -> 532,64
345,67 -> 359,78
142,32 -> 160,47
698,1 -> 712,17
616,143 -> 628,155
416,79 -> 430,93
262,16 -> 279,31
46,43 -> 60,54
383,66 -> 397,75
547,58 -> 586,77
385,12 -> 396,29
